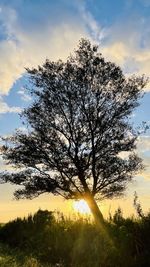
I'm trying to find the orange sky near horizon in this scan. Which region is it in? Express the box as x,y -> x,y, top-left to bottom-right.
0,181 -> 149,223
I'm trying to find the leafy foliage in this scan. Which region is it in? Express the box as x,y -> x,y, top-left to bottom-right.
0,209 -> 150,267
0,39 -> 147,221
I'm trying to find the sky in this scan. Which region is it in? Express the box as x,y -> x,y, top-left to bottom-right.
0,0 -> 150,222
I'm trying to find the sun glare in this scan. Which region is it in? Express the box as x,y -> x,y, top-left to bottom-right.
73,200 -> 91,214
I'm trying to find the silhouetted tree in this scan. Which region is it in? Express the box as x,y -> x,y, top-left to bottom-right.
0,39 -> 147,224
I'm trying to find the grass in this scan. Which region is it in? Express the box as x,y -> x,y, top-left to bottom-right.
0,208 -> 150,267
0,243 -> 59,266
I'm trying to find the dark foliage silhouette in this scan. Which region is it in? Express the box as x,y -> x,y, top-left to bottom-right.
0,209 -> 150,267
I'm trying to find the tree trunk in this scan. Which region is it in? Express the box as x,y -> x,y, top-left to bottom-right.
85,193 -> 113,245
84,193 -> 105,227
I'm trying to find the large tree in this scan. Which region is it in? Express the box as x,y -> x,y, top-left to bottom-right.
0,39 -> 147,224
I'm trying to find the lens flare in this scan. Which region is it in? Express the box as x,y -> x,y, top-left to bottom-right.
73,199 -> 91,214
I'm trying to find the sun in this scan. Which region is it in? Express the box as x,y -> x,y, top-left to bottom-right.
73,200 -> 91,215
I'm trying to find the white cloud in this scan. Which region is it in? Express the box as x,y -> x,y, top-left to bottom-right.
78,2 -> 106,43
0,5 -> 87,95
101,42 -> 129,65
18,87 -> 32,102
137,136 -> 150,153
78,5 -> 150,90
139,160 -> 150,180
0,2 -> 150,96
0,96 -> 21,114
99,16 -> 150,90
134,136 -> 150,180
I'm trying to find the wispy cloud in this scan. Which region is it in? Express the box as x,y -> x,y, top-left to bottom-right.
18,87 -> 32,102
0,4 -> 87,95
76,2 -> 150,91
137,136 -> 150,153
78,2 -> 106,43
0,1 -> 150,95
0,96 -> 21,114
99,16 -> 150,89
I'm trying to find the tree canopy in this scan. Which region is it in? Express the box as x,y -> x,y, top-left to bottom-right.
0,39 -> 147,222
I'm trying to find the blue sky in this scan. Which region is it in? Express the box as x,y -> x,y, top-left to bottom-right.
0,0 -> 150,221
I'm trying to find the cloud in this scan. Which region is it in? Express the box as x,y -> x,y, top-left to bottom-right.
78,2 -> 106,43
0,2 -> 150,96
137,136 -> 150,153
137,152 -> 150,180
99,15 -> 150,90
101,42 -> 129,66
135,136 -> 150,180
0,96 -> 21,114
76,2 -> 150,90
0,5 -> 87,95
116,136 -> 150,180
18,87 -> 32,102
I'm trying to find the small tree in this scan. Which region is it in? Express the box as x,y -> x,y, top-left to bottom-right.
0,39 -> 147,224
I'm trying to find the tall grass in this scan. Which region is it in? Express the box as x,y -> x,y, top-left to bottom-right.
0,209 -> 150,267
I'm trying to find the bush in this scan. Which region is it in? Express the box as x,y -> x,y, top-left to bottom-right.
0,209 -> 150,267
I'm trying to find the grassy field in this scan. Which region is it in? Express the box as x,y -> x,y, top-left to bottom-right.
0,208 -> 150,267
0,243 -> 42,267
0,242 -> 57,266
